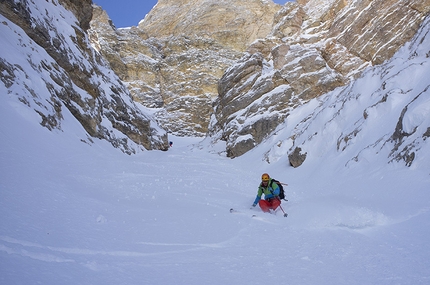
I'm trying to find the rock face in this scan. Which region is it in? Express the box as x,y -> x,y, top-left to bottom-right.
89,0 -> 430,157
88,0 -> 281,137
88,0 -> 282,137
0,0 -> 168,153
89,2 -> 266,136
139,0 -> 281,51
210,0 -> 430,157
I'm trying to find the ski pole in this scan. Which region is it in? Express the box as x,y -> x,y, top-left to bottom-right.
279,204 -> 288,217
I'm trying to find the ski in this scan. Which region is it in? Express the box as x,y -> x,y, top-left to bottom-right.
230,207 -> 288,218
230,208 -> 257,217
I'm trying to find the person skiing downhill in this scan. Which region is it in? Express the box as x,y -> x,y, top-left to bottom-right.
252,173 -> 281,213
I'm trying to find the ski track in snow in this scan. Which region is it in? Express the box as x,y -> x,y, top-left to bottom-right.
0,235 -> 226,261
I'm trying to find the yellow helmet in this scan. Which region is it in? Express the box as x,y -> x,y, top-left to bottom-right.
261,173 -> 270,181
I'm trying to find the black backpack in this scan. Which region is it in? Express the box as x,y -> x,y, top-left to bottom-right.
270,179 -> 286,200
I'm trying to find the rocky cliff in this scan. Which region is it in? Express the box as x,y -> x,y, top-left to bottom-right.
89,0 -> 281,137
0,0 -> 168,154
139,0 -> 281,51
211,0 -> 430,157
90,0 -> 430,160
89,6 -> 242,136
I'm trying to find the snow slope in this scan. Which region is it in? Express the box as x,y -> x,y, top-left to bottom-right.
1,95 -> 429,284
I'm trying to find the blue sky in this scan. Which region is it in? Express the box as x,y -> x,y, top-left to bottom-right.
93,0 -> 294,28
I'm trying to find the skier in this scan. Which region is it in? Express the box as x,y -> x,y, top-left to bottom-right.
252,173 -> 281,213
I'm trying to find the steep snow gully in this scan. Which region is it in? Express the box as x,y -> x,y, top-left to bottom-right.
1,6 -> 430,285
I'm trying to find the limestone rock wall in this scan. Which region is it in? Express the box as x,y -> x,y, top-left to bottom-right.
211,0 -> 430,157
90,5 -> 243,136
139,0 -> 281,51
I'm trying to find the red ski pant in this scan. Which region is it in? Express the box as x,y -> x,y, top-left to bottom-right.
258,198 -> 281,213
